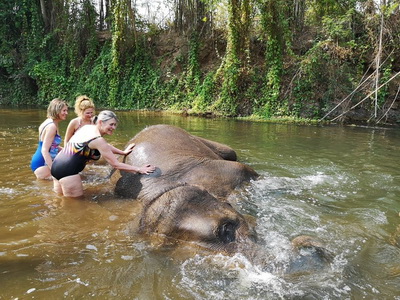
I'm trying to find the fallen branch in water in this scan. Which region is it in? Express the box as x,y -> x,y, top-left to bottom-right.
329,70 -> 400,122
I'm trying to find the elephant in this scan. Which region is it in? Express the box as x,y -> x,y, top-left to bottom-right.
111,124 -> 258,252
113,124 -> 258,200
111,124 -> 333,271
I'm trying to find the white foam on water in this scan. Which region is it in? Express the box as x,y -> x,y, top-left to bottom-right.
26,288 -> 36,294
86,244 -> 98,251
121,255 -> 134,261
0,187 -> 16,195
68,277 -> 89,287
177,253 -> 296,299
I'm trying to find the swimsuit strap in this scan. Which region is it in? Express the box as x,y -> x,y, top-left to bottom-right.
39,121 -> 54,141
86,136 -> 101,144
75,118 -> 83,132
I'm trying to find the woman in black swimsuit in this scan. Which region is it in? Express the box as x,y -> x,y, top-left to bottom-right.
51,110 -> 155,197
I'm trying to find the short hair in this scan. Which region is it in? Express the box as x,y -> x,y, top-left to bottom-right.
47,98 -> 68,119
74,95 -> 95,116
94,110 -> 119,124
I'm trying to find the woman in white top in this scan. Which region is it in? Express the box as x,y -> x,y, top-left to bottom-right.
52,110 -> 156,198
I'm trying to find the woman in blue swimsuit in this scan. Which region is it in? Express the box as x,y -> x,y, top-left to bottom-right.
51,110 -> 156,198
30,98 -> 69,179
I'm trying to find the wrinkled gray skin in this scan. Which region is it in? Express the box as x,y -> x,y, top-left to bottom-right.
114,124 -> 258,200
111,124 -> 332,272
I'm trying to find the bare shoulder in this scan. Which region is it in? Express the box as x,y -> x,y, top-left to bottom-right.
44,121 -> 57,133
69,117 -> 79,123
68,117 -> 80,127
40,122 -> 57,142
39,119 -> 52,131
88,135 -> 107,149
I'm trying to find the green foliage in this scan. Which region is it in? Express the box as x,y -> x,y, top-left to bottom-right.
377,59 -> 393,107
321,9 -> 356,45
291,42 -> 357,119
165,33 -> 203,110
30,60 -> 72,103
186,33 -> 201,90
254,0 -> 290,118
210,0 -> 253,116
212,56 -> 241,116
0,0 -> 45,105
119,50 -> 163,109
192,72 -> 217,112
306,0 -> 351,24
0,0 -> 398,123
108,2 -> 124,107
77,45 -> 112,107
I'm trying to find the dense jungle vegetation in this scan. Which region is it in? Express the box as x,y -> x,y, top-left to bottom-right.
1,0 -> 400,124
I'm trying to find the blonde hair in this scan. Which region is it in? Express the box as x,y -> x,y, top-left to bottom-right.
47,98 -> 68,119
74,95 -> 95,117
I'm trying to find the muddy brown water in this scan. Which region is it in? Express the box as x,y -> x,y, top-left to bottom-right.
0,108 -> 399,299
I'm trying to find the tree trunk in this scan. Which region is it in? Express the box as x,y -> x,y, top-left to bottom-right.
127,0 -> 137,44
39,0 -> 49,30
105,0 -> 111,29
99,0 -> 104,30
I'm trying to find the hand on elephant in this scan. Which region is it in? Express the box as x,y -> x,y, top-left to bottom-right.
138,164 -> 156,175
123,143 -> 136,155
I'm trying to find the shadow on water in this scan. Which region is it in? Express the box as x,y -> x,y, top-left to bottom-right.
0,109 -> 400,299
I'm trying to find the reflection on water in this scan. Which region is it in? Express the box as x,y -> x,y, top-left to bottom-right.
0,108 -> 400,299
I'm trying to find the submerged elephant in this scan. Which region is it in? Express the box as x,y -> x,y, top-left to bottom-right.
111,124 -> 258,252
111,124 -> 332,270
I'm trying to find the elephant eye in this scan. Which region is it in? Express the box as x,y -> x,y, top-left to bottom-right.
217,221 -> 237,243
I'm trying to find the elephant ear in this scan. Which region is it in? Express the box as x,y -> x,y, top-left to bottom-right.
114,172 -> 142,198
194,136 -> 238,161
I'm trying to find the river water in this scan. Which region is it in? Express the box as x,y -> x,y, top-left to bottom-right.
0,108 -> 399,299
